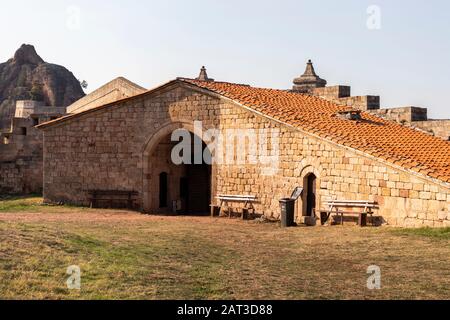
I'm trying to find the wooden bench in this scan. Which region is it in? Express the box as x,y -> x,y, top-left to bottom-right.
321,200 -> 379,227
212,195 -> 257,219
88,190 -> 138,209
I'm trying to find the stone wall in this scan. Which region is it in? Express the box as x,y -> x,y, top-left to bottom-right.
312,86 -> 380,110
66,77 -> 146,114
413,120 -> 450,141
0,157 -> 43,194
311,86 -> 449,141
0,116 -> 44,194
41,83 -> 450,227
370,107 -> 428,123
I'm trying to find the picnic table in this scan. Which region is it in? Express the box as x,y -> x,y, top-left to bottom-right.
211,195 -> 257,219
320,200 -> 378,226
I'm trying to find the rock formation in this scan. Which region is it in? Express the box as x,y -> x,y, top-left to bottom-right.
0,44 -> 85,131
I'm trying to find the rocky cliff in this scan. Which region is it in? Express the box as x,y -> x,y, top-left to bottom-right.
0,44 -> 85,131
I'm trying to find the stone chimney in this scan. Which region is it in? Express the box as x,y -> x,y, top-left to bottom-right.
196,66 -> 214,82
292,60 -> 327,94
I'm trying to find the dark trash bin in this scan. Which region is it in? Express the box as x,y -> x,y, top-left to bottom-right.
280,198 -> 296,227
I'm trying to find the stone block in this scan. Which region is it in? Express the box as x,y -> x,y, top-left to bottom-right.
400,189 -> 409,198
436,193 -> 446,201
419,192 -> 432,200
438,211 -> 448,220
423,220 -> 435,227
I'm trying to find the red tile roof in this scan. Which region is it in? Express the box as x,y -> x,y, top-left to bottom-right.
182,79 -> 450,183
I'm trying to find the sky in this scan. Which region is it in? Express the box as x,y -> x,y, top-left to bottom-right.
1,0 -> 449,118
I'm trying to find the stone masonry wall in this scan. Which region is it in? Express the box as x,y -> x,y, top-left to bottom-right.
42,83 -> 450,227
370,107 -> 428,123
413,120 -> 450,141
66,77 -> 146,114
312,86 -> 380,110
0,117 -> 44,194
0,157 -> 43,194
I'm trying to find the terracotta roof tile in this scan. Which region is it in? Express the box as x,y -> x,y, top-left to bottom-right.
182,79 -> 450,184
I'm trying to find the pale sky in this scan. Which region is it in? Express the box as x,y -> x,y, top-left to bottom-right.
1,0 -> 449,118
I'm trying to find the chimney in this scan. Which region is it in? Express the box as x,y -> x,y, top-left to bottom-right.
196,66 -> 214,82
292,60 -> 327,94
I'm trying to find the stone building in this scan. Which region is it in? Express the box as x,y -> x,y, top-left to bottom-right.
66,77 -> 146,114
0,101 -> 66,193
38,63 -> 450,227
0,77 -> 144,194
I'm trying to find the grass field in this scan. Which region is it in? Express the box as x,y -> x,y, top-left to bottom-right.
0,196 -> 449,300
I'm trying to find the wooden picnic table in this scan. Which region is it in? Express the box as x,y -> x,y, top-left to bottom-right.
211,195 -> 257,219
321,200 -> 378,227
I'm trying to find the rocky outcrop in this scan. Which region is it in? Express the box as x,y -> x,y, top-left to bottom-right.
0,44 -> 85,131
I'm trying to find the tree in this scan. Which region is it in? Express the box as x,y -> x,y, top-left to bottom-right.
30,81 -> 44,101
80,80 -> 88,90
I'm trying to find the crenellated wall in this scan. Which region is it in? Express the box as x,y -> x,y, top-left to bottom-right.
312,86 -> 380,110
311,85 -> 450,141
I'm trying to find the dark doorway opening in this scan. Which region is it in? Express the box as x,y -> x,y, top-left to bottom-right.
180,136 -> 212,215
159,172 -> 168,208
184,162 -> 211,214
305,173 -> 317,216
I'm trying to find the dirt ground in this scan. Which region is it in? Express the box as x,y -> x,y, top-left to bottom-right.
0,206 -> 449,300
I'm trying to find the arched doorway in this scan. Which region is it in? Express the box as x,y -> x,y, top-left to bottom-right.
143,126 -> 212,215
303,173 -> 317,217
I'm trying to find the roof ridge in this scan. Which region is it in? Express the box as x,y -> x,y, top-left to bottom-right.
182,79 -> 450,184
38,77 -> 450,185
179,78 -> 251,87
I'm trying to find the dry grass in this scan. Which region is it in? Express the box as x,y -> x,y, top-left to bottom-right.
0,197 -> 449,300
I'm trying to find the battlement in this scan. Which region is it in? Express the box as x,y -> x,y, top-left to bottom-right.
14,100 -> 45,118
15,100 -> 66,118
290,60 -> 448,140
312,86 -> 380,110
370,106 -> 428,122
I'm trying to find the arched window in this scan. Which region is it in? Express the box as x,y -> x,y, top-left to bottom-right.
159,172 -> 168,208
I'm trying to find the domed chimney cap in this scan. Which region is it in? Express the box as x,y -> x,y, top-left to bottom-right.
292,59 -> 327,94
196,66 -> 214,82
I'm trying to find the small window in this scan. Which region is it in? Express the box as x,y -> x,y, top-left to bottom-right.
159,172 -> 168,208
32,117 -> 39,126
20,127 -> 27,136
3,136 -> 9,145
50,116 -> 58,121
